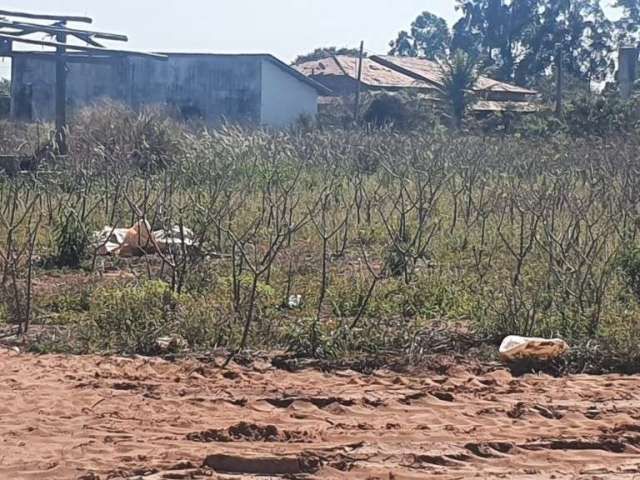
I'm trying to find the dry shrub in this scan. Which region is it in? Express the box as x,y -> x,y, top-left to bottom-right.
2,105 -> 640,372
69,101 -> 187,171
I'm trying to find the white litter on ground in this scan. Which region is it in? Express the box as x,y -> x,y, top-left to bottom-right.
287,294 -> 303,309
499,335 -> 569,362
93,220 -> 197,257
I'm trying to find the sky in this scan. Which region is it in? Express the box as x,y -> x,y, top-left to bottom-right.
0,0 -> 622,79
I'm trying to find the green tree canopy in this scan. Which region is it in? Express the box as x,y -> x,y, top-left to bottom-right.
451,0 -> 614,87
614,0 -> 640,42
388,11 -> 451,60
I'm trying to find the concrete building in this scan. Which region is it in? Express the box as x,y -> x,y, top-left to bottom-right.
295,55 -> 538,113
10,53 -> 329,127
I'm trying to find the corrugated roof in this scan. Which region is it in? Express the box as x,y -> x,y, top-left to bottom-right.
294,56 -> 433,90
371,55 -> 537,96
472,100 -> 540,112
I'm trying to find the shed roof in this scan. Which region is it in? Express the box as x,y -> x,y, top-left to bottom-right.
371,55 -> 537,96
294,55 -> 433,90
473,100 -> 540,112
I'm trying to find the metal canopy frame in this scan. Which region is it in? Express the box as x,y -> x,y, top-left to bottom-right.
0,8 -> 166,154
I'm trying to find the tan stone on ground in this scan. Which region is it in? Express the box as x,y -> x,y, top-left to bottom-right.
1,350 -> 639,479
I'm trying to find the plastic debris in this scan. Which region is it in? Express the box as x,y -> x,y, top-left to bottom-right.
287,294 -> 303,309
153,226 -> 197,250
155,335 -> 188,354
499,335 -> 569,362
93,221 -> 197,257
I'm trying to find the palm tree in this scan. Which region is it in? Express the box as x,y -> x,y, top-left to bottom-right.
438,50 -> 480,129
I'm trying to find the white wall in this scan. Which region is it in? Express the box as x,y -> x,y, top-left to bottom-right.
260,59 -> 317,127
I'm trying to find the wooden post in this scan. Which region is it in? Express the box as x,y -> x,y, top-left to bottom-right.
354,41 -> 364,122
0,9 -> 92,23
55,23 -> 67,155
555,44 -> 563,115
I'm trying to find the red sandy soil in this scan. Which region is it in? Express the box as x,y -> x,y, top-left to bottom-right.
1,349 -> 640,480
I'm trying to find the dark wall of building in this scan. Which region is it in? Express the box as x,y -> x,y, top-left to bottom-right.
11,55 -> 129,121
308,74 -> 361,96
0,95 -> 9,118
129,55 -> 261,123
11,54 -> 263,124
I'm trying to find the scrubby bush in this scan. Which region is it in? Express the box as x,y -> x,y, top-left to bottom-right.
82,281 -> 180,354
53,209 -> 90,268
70,101 -> 187,171
563,93 -> 640,137
3,104 -> 640,372
363,94 -> 410,128
617,245 -> 640,301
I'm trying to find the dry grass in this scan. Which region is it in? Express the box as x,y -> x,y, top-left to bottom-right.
1,103 -> 640,371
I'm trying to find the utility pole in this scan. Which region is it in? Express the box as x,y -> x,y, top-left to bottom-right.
555,43 -> 563,115
55,22 -> 67,155
354,41 -> 364,122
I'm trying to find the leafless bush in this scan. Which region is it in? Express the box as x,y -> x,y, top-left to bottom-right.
2,108 -> 640,369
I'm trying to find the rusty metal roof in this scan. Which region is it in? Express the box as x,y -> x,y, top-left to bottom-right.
294,56 -> 434,90
371,55 -> 537,96
472,100 -> 540,112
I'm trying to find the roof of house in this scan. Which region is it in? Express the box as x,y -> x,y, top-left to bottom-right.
294,55 -> 433,90
371,55 -> 537,96
473,100 -> 540,112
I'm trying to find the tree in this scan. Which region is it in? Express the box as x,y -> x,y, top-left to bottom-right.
614,0 -> 640,42
293,47 -> 363,65
439,50 -> 481,129
388,11 -> 451,60
563,1 -> 615,87
451,0 -> 614,87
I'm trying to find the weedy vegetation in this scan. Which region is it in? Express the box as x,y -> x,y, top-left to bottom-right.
2,102 -> 640,373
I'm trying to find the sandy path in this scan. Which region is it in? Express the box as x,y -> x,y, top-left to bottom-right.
1,350 -> 640,480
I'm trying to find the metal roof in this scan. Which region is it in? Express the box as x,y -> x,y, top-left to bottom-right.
294,55 -> 434,90
472,100 -> 540,112
371,55 -> 537,96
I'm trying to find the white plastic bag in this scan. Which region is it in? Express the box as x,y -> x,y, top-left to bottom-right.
287,294 -> 303,309
499,335 -> 569,362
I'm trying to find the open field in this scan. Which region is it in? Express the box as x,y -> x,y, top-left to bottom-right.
2,349 -> 640,480
1,107 -> 640,373
2,106 -> 640,479
3,3 -> 640,479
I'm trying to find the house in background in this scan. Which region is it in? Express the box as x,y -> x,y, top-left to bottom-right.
295,55 -> 538,113
11,53 -> 330,127
294,55 -> 436,95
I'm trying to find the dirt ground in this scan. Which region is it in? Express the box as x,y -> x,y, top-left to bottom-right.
1,349 -> 640,480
